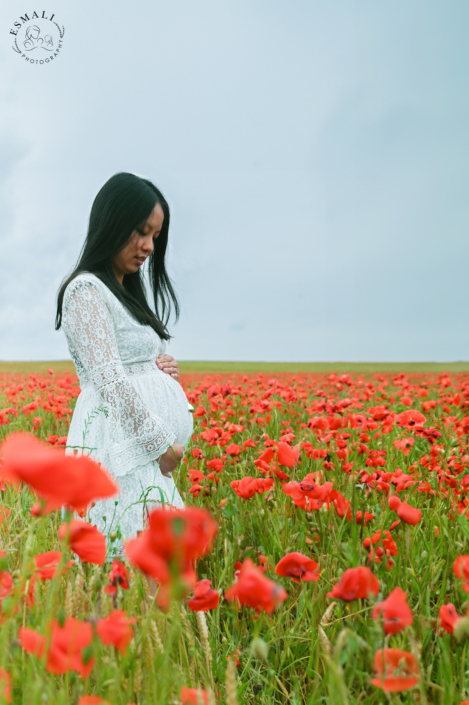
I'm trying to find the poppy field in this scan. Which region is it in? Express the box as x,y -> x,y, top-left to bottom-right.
2,367 -> 469,703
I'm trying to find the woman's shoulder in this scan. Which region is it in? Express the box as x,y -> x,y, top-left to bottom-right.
63,272 -> 109,305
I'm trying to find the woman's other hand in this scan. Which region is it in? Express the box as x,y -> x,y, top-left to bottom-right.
158,443 -> 185,477
157,354 -> 180,381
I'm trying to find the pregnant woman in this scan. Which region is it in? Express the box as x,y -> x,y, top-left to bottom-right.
55,172 -> 194,555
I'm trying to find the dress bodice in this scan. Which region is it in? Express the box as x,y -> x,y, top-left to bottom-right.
63,272 -> 167,390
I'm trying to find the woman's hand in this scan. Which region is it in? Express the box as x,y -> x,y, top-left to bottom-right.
157,354 -> 180,381
158,443 -> 185,478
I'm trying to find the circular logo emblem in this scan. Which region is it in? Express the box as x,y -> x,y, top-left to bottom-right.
10,11 -> 65,65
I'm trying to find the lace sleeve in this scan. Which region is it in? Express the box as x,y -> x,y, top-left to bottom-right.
62,277 -> 177,474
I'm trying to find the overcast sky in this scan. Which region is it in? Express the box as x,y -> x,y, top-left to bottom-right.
1,1 -> 468,362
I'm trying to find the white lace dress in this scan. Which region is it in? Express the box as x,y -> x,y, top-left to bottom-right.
61,272 -> 193,551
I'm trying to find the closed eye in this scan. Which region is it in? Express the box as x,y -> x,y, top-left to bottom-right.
137,228 -> 160,240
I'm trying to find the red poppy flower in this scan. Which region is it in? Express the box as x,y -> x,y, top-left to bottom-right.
388,495 -> 401,511
227,647 -> 241,667
146,507 -> 217,568
77,696 -> 112,705
370,648 -> 419,692
381,532 -> 398,556
180,687 -> 209,705
0,668 -> 11,704
189,484 -> 204,497
188,578 -> 220,611
124,531 -> 171,585
439,603 -> 461,635
18,627 -> 47,659
395,410 -> 426,430
455,555 -> 469,579
327,567 -> 379,602
453,555 -> 469,592
256,442 -> 300,471
189,470 -> 206,485
372,587 -> 413,634
96,610 -> 136,655
276,441 -> 300,467
104,559 -> 130,595
394,437 -> 414,455
206,458 -> 224,473
355,510 -> 374,526
396,502 -> 422,525
58,520 -> 107,565
19,617 -> 94,677
22,401 -> 38,416
0,564 -> 12,598
231,476 -> 273,500
125,507 -> 218,592
167,506 -> 214,554
193,405 -> 207,417
275,552 -> 320,583
225,443 -> 242,457
230,476 -> 260,500
33,551 -> 75,580
225,558 -> 288,614
363,530 -> 398,567
332,491 -> 351,519
308,481 -> 336,507
282,482 -> 317,511
0,431 -> 118,513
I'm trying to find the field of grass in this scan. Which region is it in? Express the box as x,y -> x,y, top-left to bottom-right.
2,360 -> 469,375
1,366 -> 469,703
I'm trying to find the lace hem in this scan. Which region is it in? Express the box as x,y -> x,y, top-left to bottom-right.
108,429 -> 177,476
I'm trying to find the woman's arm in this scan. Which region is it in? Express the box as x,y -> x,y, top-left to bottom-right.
62,278 -> 177,475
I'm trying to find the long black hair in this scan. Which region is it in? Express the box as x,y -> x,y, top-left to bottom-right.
55,172 -> 180,340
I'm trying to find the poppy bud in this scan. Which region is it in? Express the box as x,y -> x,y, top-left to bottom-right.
454,615 -> 469,642
1,597 -> 14,616
250,637 -> 269,662
57,607 -> 66,628
82,644 -> 94,665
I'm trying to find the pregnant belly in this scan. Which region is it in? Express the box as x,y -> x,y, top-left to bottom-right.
131,370 -> 194,446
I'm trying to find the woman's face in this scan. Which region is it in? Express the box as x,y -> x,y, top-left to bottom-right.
112,202 -> 164,284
